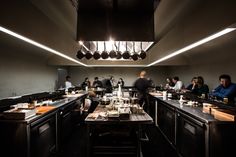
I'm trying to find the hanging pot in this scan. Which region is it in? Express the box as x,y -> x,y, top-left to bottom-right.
85,51 -> 93,59
76,50 -> 84,59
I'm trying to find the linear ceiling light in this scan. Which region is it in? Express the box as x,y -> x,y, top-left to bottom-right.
147,27 -> 236,67
0,26 -> 87,67
87,64 -> 147,67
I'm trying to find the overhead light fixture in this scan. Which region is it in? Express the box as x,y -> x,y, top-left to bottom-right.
139,42 -> 146,59
109,50 -> 117,58
116,41 -> 122,59
93,41 -> 101,60
77,40 -> 153,61
131,42 -> 139,61
109,40 -> 117,58
139,50 -> 146,59
101,41 -> 109,59
85,51 -> 92,59
147,27 -> 236,66
0,26 -> 87,66
87,64 -> 147,67
85,42 -> 92,59
76,49 -> 84,59
122,42 -> 130,59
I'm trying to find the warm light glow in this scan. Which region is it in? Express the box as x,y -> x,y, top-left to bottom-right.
94,41 -> 153,52
79,41 -> 83,45
109,38 -> 114,43
87,64 -> 146,67
147,28 -> 236,66
0,26 -> 87,66
1,25 -> 235,67
79,41 -> 90,51
144,42 -> 154,51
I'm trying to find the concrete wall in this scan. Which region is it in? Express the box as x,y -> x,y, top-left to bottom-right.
0,0 -> 82,66
0,48 -> 58,99
68,66 -> 168,87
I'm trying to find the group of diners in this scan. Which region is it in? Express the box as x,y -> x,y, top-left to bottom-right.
165,74 -> 236,104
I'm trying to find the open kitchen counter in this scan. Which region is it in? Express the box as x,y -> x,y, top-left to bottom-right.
149,92 -> 236,157
0,92 -> 87,157
85,101 -> 153,157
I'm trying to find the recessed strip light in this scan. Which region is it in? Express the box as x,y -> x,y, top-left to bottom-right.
87,64 -> 147,67
0,26 -> 87,67
147,28 -> 236,67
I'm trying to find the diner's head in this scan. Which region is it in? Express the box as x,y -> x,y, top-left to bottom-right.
166,77 -> 172,83
172,76 -> 179,83
66,75 -> 71,81
110,76 -> 114,80
197,76 -> 204,86
85,77 -> 89,81
219,74 -> 231,88
94,77 -> 98,81
191,77 -> 198,84
140,70 -> 146,78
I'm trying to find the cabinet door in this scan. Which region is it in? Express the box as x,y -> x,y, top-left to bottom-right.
30,114 -> 56,157
157,102 -> 176,144
176,112 -> 205,157
148,95 -> 156,119
61,110 -> 73,141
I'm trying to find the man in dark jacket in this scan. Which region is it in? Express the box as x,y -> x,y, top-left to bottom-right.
134,71 -> 150,112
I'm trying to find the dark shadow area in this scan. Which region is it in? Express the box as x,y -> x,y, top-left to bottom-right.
56,124 -> 179,157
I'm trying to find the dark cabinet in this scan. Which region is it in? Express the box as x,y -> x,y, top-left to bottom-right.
57,100 -> 82,147
176,111 -> 205,157
0,94 -> 86,157
58,103 -> 74,143
148,95 -> 156,119
157,102 -> 176,144
209,122 -> 236,157
30,113 -> 57,157
0,122 -> 29,157
151,96 -> 236,157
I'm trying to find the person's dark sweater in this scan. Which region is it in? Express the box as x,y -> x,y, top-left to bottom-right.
134,78 -> 150,99
192,84 -> 209,96
186,84 -> 195,90
92,80 -> 103,88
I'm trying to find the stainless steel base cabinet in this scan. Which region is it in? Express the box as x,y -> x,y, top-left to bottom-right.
157,102 -> 176,145
176,111 -> 205,157
30,113 -> 57,157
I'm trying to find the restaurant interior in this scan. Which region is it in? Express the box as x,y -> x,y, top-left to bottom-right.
0,0 -> 236,157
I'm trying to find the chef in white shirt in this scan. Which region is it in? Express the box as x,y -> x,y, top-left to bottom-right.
170,76 -> 184,91
65,75 -> 73,90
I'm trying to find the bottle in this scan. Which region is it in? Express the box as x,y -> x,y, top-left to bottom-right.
163,91 -> 167,100
117,84 -> 122,98
179,95 -> 184,107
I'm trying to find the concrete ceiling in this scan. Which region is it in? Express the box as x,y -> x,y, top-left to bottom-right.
0,0 -> 236,67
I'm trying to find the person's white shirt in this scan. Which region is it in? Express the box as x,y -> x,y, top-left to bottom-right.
65,81 -> 73,90
171,81 -> 184,90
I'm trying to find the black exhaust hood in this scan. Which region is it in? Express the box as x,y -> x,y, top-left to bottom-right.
77,0 -> 158,41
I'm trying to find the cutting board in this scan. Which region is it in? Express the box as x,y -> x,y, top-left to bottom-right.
36,106 -> 55,114
214,109 -> 236,121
